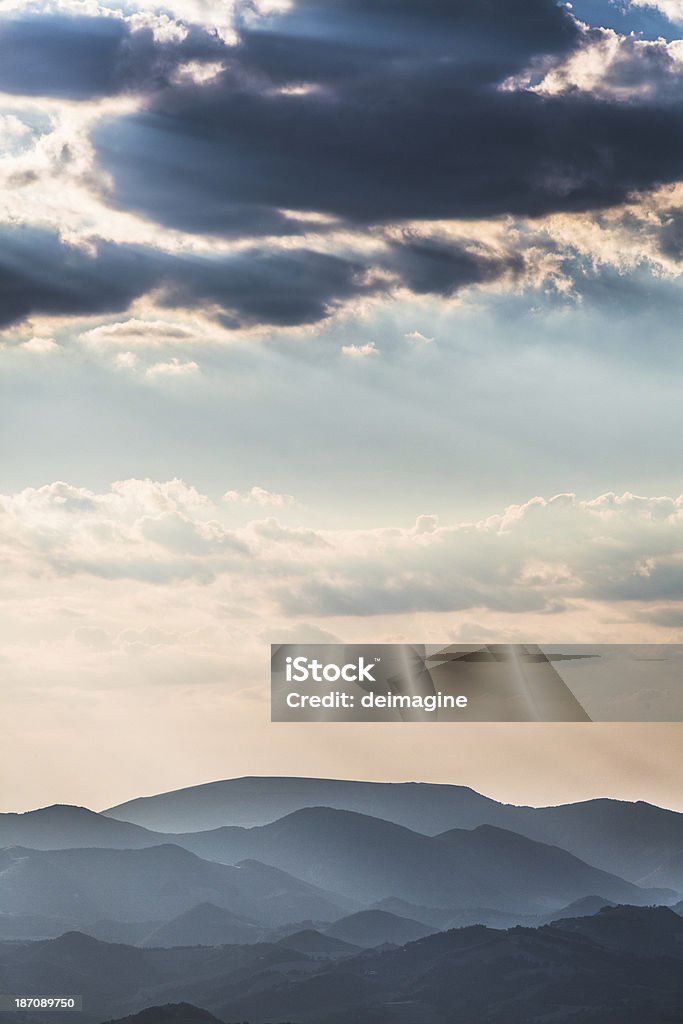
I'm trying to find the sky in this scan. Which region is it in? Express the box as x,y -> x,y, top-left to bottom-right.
1,0 -> 683,814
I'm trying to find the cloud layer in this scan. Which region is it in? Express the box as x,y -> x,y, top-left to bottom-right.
91,0 -> 683,236
1,0 -> 683,338
3,480 -> 682,619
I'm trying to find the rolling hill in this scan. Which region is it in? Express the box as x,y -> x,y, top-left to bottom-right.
325,909 -> 435,947
103,777 -> 503,834
0,845 -> 351,928
153,806 -> 671,914
139,904 -> 261,948
275,928 -> 360,956
0,806 -> 160,851
0,907 -> 680,1024
102,776 -> 683,889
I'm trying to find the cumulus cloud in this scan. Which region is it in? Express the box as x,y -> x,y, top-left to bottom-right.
2,481 -> 683,622
0,478 -> 242,583
341,341 -> 378,358
20,335 -> 58,353
145,357 -> 199,379
510,27 -> 683,102
632,0 -> 683,23
223,486 -> 296,507
405,330 -> 434,345
114,350 -> 137,368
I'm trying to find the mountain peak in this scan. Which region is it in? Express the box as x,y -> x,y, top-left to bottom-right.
12,804 -> 97,819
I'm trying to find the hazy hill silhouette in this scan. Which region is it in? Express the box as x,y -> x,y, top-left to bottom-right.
0,806 -> 160,850
276,928 -> 359,956
83,919 -> 165,945
552,903 -> 683,957
540,894 -> 616,924
102,776 -> 683,889
157,806 -> 671,913
104,777 -> 502,834
0,808 -> 670,944
102,1005 -> 224,1024
0,931 -> 307,1023
325,909 -> 434,947
7,780 -> 682,897
212,906 -> 683,1024
140,904 -> 260,948
3,907 -> 680,1024
0,845 -> 351,928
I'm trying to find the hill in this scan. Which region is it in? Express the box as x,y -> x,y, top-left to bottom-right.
102,776 -> 683,889
140,904 -> 260,948
0,845 -> 350,928
276,928 -> 359,956
103,776 -> 502,834
160,806 -> 668,914
214,906 -> 683,1024
0,932 -> 307,1023
325,909 -> 434,947
0,805 -> 161,851
102,1005 -> 223,1024
551,903 -> 683,957
541,894 -> 616,924
2,906 -> 679,1024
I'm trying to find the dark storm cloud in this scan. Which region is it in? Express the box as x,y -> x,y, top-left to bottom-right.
386,235 -> 525,295
0,229 -> 160,325
0,15 -> 224,99
235,0 -> 579,85
88,0 -> 683,236
97,79 -> 683,233
166,248 -> 370,326
0,227 -> 534,329
0,228 -> 363,328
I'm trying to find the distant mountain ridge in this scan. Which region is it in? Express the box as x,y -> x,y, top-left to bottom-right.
103,776 -> 506,833
6,778 -> 682,892
0,805 -> 159,850
153,805 -> 668,913
101,775 -> 683,888
0,844 -> 352,928
3,780 -> 680,941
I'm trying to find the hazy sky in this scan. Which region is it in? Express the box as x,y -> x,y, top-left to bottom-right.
1,0 -> 683,814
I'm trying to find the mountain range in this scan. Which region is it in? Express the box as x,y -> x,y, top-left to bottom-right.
1,777 -> 681,947
5,778 -> 682,890
0,806 -> 671,934
102,776 -> 683,889
2,777 -> 682,1023
0,844 -> 352,928
0,906 -> 681,1024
